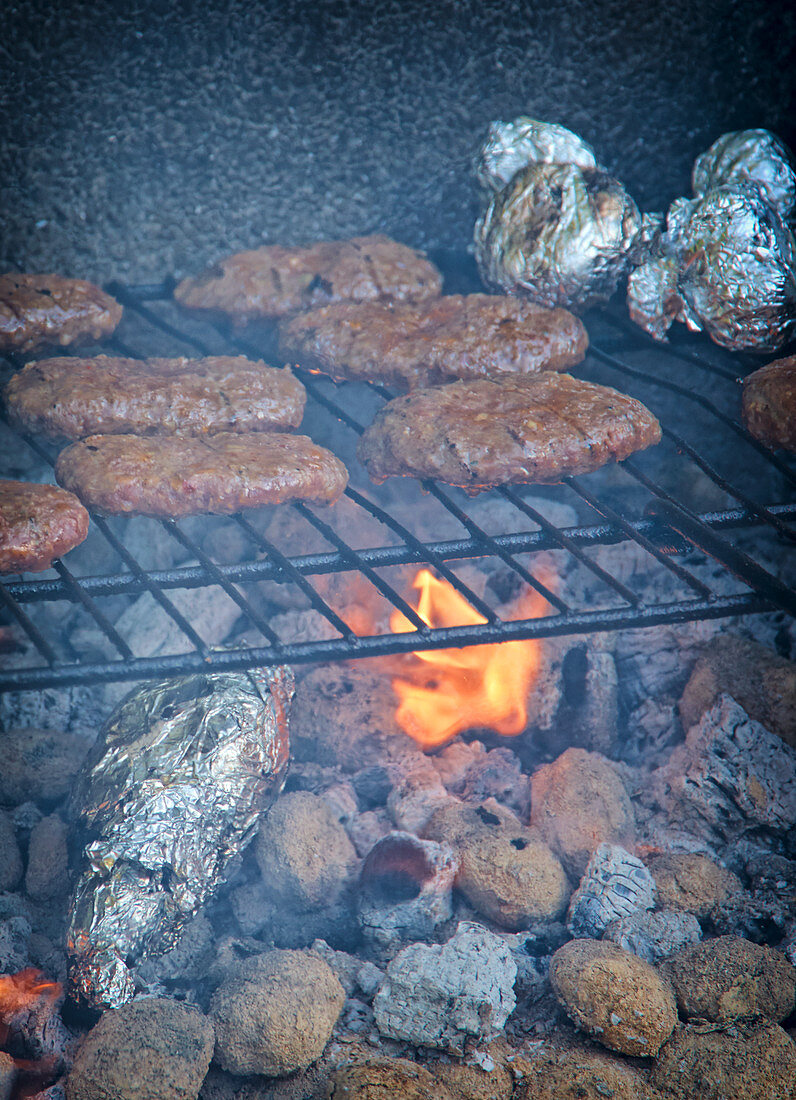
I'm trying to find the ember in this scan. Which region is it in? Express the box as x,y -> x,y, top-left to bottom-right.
0,968 -> 73,1089
390,569 -> 547,749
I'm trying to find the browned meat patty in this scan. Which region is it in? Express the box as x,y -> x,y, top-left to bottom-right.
174,234 -> 443,322
357,374 -> 661,492
0,479 -> 89,573
742,356 -> 796,452
55,432 -> 348,516
5,355 -> 306,442
0,274 -> 122,355
279,294 -> 589,389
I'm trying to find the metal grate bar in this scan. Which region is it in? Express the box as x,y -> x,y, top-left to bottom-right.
6,502 -> 794,607
51,560 -> 133,659
647,498 -> 796,617
588,344 -> 796,488
158,519 -> 284,647
90,514 -> 210,656
595,309 -> 739,381
663,427 -> 796,543
564,476 -> 714,599
0,591 -> 776,694
107,283 -> 214,356
292,501 -> 428,634
232,515 -> 354,641
344,485 -> 499,624
498,486 -> 640,606
421,481 -> 569,612
622,460 -> 796,615
0,581 -> 59,665
1,275 -> 793,692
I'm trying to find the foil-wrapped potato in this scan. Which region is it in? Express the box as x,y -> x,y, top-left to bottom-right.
628,182 -> 796,351
475,116 -> 598,193
692,128 -> 796,224
475,160 -> 642,311
66,664 -> 293,1009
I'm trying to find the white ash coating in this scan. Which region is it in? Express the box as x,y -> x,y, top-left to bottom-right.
566,843 -> 655,939
373,921 -> 516,1053
358,831 -> 458,963
653,694 -> 796,845
603,908 -> 702,964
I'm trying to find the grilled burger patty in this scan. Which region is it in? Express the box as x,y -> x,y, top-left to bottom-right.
174,234 -> 443,322
279,294 -> 589,389
357,374 -> 661,491
4,355 -> 306,442
55,432 -> 349,516
0,274 -> 122,355
742,356 -> 796,452
0,479 -> 89,573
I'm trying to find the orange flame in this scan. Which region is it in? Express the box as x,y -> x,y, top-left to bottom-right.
0,969 -> 62,1017
390,569 -> 546,749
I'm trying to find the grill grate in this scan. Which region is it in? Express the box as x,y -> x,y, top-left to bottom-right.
1,256 -> 794,693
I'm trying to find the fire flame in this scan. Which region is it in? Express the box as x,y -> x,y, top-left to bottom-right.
390,569 -> 546,749
0,969 -> 62,1017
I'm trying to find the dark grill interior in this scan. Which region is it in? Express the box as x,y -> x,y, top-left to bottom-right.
1,256 -> 794,693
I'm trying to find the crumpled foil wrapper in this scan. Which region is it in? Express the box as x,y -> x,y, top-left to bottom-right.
692,128 -> 796,224
66,664 -> 293,1010
628,181 -> 796,350
475,116 -> 598,193
474,160 -> 642,311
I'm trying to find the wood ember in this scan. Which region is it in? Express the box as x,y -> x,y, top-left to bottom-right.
603,909 -> 702,963
358,832 -> 458,963
566,844 -> 656,938
372,921 -> 516,1053
0,969 -> 75,1078
679,634 -> 796,748
653,694 -> 796,849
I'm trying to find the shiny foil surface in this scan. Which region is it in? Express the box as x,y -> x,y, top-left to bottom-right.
66,664 -> 293,1009
475,116 -> 598,193
628,182 -> 796,351
474,161 -> 642,311
692,129 -> 796,224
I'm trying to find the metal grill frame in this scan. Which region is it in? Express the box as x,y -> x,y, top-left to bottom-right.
1,262 -> 794,693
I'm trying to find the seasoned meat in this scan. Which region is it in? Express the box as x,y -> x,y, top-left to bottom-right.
0,479 -> 89,573
357,374 -> 661,492
174,234 -> 443,322
0,274 -> 122,355
279,294 -> 588,389
5,355 -> 305,442
55,432 -> 348,516
742,356 -> 796,452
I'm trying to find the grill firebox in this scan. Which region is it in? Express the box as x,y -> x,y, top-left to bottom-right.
1,256 -> 794,694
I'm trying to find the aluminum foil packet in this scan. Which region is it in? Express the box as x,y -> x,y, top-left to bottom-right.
66,664 -> 293,1010
475,116 -> 598,194
628,181 -> 796,350
475,159 -> 642,311
692,128 -> 796,224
